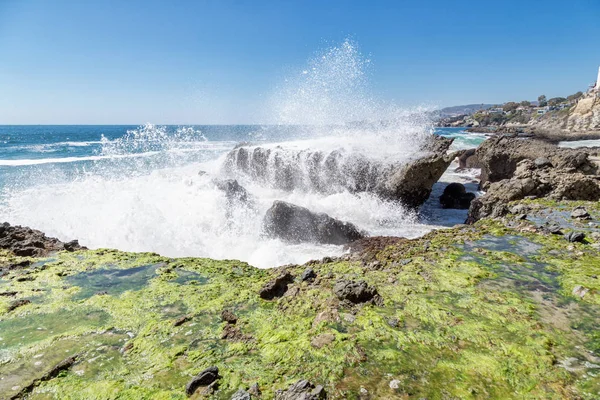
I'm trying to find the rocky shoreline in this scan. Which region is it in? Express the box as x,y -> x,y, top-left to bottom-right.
1,136 -> 600,399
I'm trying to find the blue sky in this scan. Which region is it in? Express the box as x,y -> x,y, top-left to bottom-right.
1,0 -> 599,124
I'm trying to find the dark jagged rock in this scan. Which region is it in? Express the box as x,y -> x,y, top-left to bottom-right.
565,232 -> 586,243
333,280 -> 381,305
300,268 -> 317,282
275,379 -> 327,400
173,315 -> 192,327
439,183 -> 476,209
221,309 -> 238,324
223,135 -> 457,208
213,178 -> 250,203
222,324 -> 252,342
259,271 -> 294,300
185,366 -> 220,396
263,201 -> 365,245
0,222 -> 85,257
467,158 -> 600,223
475,136 -> 599,190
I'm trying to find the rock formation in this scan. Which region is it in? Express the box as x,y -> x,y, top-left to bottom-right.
263,201 -> 365,245
222,135 -> 458,208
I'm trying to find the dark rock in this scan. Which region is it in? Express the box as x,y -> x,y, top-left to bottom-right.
259,271 -> 294,300
546,223 -> 563,235
0,222 -> 85,257
275,380 -> 327,400
571,207 -> 591,220
221,310 -> 238,324
7,298 -> 30,312
300,268 -> 317,282
223,135 -> 457,209
0,291 -> 18,297
333,280 -> 381,305
213,178 -> 250,203
222,324 -> 252,342
565,232 -> 586,243
185,366 -> 220,396
439,183 -> 476,209
231,389 -> 252,400
263,201 -> 365,245
475,136 -> 598,190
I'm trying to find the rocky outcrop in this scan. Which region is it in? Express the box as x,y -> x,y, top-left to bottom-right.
222,135 -> 458,208
259,271 -> 295,300
333,280 -> 381,305
457,148 -> 480,169
0,222 -> 84,257
531,93 -> 600,134
185,366 -> 220,396
439,183 -> 476,209
475,136 -> 599,189
263,201 -> 365,245
467,159 -> 600,222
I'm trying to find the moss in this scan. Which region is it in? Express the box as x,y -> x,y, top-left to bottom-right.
1,200 -> 600,398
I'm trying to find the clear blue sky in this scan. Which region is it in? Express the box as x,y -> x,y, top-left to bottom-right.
1,0 -> 599,124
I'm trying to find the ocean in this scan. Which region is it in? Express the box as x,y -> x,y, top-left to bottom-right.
0,124 -> 485,268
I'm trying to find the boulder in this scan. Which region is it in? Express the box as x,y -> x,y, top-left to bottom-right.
333,280 -> 381,305
475,136 -> 599,190
565,232 -> 586,243
275,380 -> 326,400
439,183 -> 476,209
571,207 -> 591,220
0,222 -> 85,257
222,135 -> 458,208
467,159 -> 600,223
213,178 -> 250,204
185,366 -> 220,396
300,268 -> 317,282
263,201 -> 365,245
259,271 -> 294,300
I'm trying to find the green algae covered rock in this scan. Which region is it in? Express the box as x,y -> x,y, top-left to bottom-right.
0,200 -> 599,399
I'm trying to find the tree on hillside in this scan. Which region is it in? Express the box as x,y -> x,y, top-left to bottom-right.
502,102 -> 519,112
538,95 -> 547,107
520,100 -> 531,107
567,91 -> 583,102
548,97 -> 567,107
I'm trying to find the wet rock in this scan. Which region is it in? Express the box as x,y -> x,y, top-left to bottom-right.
0,222 -> 85,257
545,223 -> 563,235
510,204 -> 529,215
333,280 -> 381,305
263,201 -> 365,245
185,366 -> 220,396
223,135 -> 456,208
7,298 -> 30,312
565,232 -> 586,243
439,183 -> 476,209
311,333 -> 335,349
300,268 -> 317,282
221,310 -> 238,324
275,380 -> 326,400
231,389 -> 252,400
0,290 -> 18,296
259,271 -> 295,300
213,178 -> 250,203
571,207 -> 591,220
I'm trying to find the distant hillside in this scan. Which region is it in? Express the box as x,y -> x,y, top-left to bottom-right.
437,104 -> 494,118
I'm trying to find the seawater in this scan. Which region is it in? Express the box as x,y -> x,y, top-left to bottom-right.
0,124 -> 484,268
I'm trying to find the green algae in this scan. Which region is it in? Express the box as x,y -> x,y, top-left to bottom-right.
0,200 -> 599,398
